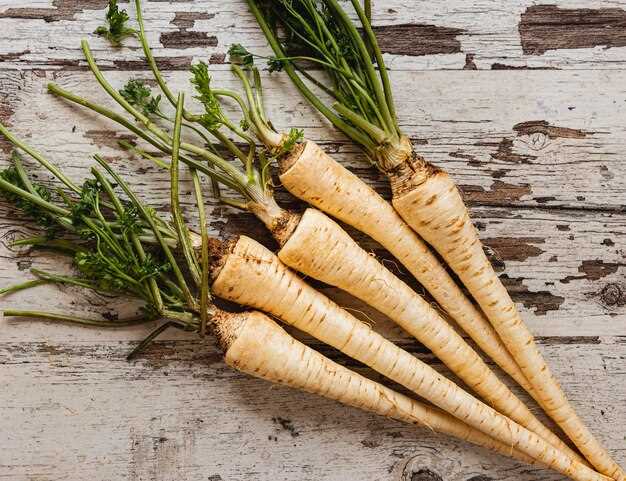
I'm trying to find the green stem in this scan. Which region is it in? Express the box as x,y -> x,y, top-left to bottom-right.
134,0 -> 249,163
0,123 -> 80,194
11,237 -> 83,254
324,0 -> 395,135
126,321 -> 176,361
31,268 -> 129,295
93,161 -> 165,311
135,0 -> 183,113
0,279 -> 50,296
94,156 -> 191,312
333,103 -> 389,144
0,176 -> 70,217
49,83 -> 172,155
191,171 -> 211,337
12,153 -> 38,196
50,83 -> 249,198
231,65 -> 282,149
348,0 -> 399,135
91,167 -> 161,305
79,45 -> 252,193
170,93 -> 202,295
246,0 -> 375,153
119,139 -> 169,169
3,309 -> 154,327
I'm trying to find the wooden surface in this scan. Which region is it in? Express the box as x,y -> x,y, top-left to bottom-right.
0,1 -> 625,480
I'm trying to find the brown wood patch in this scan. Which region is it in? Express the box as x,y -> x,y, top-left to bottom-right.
500,274 -> 565,315
482,237 -> 546,263
0,0 -> 108,22
561,260 -> 626,284
170,12 -> 215,29
371,24 -> 463,56
160,31 -> 218,49
519,5 -> 626,55
459,180 -> 532,205
513,120 -> 588,139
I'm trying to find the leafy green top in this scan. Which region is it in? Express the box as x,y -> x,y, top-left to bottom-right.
247,0 -> 407,169
0,158 -> 57,235
95,0 -> 137,46
228,44 -> 254,68
190,62 -> 225,131
119,79 -> 162,117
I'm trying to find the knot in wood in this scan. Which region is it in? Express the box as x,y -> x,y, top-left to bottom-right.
600,283 -> 625,306
408,468 -> 444,481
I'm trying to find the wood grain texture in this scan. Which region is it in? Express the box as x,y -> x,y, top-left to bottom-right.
0,1 -> 625,480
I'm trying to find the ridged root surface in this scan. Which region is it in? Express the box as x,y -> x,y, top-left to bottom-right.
392,167 -> 624,481
211,236 -> 610,481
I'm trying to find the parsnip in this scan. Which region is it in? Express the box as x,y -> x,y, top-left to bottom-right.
248,1 -> 624,476
210,235 -> 608,481
0,125 -> 535,469
278,140 -> 531,394
46,22 -> 577,461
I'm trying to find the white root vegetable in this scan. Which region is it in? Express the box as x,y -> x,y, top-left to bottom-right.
278,141 -> 531,395
390,164 -> 625,481
277,207 -> 582,463
211,235 -> 609,481
220,309 -> 536,465
247,0 -> 623,474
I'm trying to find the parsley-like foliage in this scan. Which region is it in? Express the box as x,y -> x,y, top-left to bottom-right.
95,0 -> 137,46
276,128 -> 303,157
228,44 -> 255,67
190,62 -> 224,130
119,80 -> 162,117
0,163 -> 57,235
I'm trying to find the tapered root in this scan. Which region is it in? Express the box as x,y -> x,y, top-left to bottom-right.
277,207 -> 583,463
391,167 -> 624,480
211,236 -> 609,481
278,140 -> 534,398
218,309 -> 535,465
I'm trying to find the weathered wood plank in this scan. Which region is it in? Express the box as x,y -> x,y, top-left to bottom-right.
5,1 -> 626,71
0,337 -> 624,481
0,2 -> 625,480
2,69 -> 626,212
0,69 -> 625,333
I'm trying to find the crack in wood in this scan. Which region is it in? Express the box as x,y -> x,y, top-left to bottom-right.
0,50 -> 31,62
519,5 -> 626,55
513,120 -> 589,139
491,63 -> 558,70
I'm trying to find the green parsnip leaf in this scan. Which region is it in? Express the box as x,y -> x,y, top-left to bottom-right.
228,44 -> 255,67
0,162 -> 57,235
95,0 -> 137,46
190,62 -> 224,130
119,80 -> 162,117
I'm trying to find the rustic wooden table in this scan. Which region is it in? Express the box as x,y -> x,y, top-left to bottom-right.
1,1 -> 625,480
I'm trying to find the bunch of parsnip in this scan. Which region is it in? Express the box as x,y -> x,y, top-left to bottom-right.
0,1 -> 622,480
